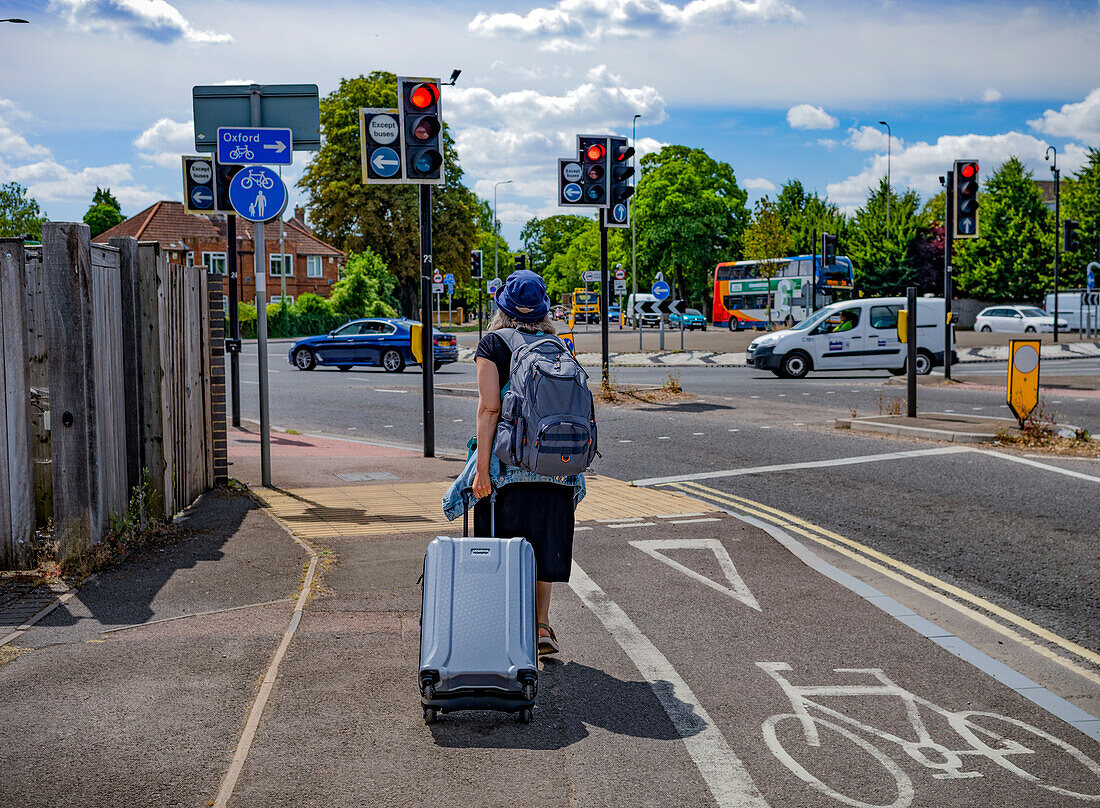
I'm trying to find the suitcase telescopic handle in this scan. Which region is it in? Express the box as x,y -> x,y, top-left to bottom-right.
461,487 -> 496,538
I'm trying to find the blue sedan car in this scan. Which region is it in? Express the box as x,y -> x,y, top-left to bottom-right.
288,318 -> 458,373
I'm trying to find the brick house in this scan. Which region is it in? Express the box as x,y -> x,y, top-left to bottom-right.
95,202 -> 346,305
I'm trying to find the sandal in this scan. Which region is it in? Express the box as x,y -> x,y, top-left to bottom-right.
537,622 -> 559,656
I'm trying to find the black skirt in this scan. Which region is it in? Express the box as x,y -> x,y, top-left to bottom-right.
474,482 -> 575,582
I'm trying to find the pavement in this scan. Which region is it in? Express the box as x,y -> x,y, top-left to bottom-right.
3,420 -> 1098,807
837,412 -> 1019,443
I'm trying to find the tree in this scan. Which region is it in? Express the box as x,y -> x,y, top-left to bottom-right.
846,178 -> 924,296
298,72 -> 479,316
774,180 -> 848,255
632,145 -> 749,307
0,182 -> 43,240
520,214 -> 591,274
953,157 -> 1052,302
1062,147 -> 1100,289
742,197 -> 791,323
328,247 -> 399,323
83,186 -> 124,237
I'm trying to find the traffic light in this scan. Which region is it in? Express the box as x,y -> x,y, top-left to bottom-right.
605,136 -> 634,229
182,155 -> 216,215
514,254 -> 526,272
577,135 -> 610,207
953,160 -> 979,238
470,249 -> 482,280
1064,219 -> 1080,252
213,157 -> 242,214
822,233 -> 837,266
398,77 -> 444,184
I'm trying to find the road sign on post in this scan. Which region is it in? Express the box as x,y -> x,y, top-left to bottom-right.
582,270 -> 601,283
360,108 -> 404,183
217,127 -> 292,165
488,276 -> 503,295
193,84 -> 320,152
652,279 -> 670,300
1007,339 -> 1040,427
228,167 -> 288,222
182,156 -> 216,214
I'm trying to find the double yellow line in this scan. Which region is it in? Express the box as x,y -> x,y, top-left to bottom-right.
662,480 -> 1100,686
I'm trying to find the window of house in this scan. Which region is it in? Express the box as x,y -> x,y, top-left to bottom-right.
185,251 -> 195,267
306,255 -> 323,278
271,295 -> 294,305
203,251 -> 228,275
269,254 -> 293,276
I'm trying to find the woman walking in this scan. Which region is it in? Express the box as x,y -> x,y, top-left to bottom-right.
443,270 -> 586,656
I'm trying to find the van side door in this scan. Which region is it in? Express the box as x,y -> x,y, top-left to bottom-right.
808,305 -> 866,370
865,304 -> 904,368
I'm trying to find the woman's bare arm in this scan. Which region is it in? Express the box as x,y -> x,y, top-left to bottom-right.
472,357 -> 501,498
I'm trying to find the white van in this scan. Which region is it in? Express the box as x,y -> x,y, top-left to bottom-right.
626,292 -> 661,327
1044,292 -> 1086,331
746,297 -> 953,378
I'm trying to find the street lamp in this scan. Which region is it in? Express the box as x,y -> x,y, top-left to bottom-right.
492,179 -> 513,323
878,120 -> 891,231
632,113 -> 641,348
1,19 -> 30,23
1046,145 -> 1061,342
443,69 -> 461,86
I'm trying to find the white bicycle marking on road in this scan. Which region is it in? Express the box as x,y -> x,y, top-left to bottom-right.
569,561 -> 771,808
630,538 -> 761,612
758,662 -> 1100,808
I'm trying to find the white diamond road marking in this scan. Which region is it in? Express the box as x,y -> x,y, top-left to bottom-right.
629,538 -> 762,612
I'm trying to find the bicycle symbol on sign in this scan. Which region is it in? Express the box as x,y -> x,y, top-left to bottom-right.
239,169 -> 274,190
229,144 -> 254,161
758,662 -> 1100,808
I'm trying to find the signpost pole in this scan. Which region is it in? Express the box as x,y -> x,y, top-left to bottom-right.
810,227 -> 817,315
227,213 -> 241,428
1053,164 -> 1061,343
677,268 -> 685,351
907,286 -> 917,419
420,185 -> 435,458
944,170 -> 955,381
600,215 -> 610,388
249,85 -> 273,487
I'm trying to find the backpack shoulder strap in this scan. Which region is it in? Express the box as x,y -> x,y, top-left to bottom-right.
495,327 -> 528,354
496,328 -> 563,354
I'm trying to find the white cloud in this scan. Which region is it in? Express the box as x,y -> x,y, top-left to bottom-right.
134,117 -> 193,167
816,138 -> 839,149
982,88 -> 1002,103
1028,87 -> 1100,143
742,177 -> 776,191
469,0 -> 803,41
845,125 -> 892,151
540,37 -> 593,52
826,131 -> 1087,211
50,0 -> 232,45
786,104 -> 837,130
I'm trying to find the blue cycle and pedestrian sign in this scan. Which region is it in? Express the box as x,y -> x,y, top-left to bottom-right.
228,166 -> 288,223
217,127 -> 293,166
652,279 -> 670,300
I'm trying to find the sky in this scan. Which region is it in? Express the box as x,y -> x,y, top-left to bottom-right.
2,0 -> 1100,247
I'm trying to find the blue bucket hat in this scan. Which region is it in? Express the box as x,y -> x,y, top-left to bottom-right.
495,269 -> 550,322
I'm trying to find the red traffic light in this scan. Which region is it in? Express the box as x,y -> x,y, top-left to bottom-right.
959,162 -> 977,179
410,83 -> 437,110
585,143 -> 605,161
411,116 -> 440,141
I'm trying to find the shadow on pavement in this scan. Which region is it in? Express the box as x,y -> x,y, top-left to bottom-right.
429,660 -> 698,750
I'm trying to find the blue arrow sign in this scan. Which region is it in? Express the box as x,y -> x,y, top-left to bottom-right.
652,280 -> 670,300
228,166 -> 288,223
611,203 -> 628,222
444,273 -> 454,284
1088,267 -> 1095,292
563,183 -> 582,203
190,186 -> 213,210
217,127 -> 293,165
958,217 -> 976,235
370,147 -> 401,178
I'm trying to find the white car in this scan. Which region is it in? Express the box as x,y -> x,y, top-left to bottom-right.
974,305 -> 1067,334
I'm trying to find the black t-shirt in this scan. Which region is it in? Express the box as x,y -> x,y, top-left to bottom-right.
474,331 -> 514,389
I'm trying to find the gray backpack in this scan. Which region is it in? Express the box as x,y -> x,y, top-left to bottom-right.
492,329 -> 598,476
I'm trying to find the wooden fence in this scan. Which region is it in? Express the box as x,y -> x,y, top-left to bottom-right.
0,224 -> 226,569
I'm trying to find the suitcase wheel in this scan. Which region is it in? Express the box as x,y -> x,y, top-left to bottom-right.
424,707 -> 437,725
523,682 -> 535,702
518,707 -> 533,724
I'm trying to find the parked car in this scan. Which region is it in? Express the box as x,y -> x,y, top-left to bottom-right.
288,318 -> 457,373
608,303 -> 621,322
746,297 -> 955,378
669,308 -> 707,330
974,305 -> 1067,334
550,304 -> 567,321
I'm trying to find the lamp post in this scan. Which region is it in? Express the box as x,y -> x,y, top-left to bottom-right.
1046,145 -> 1060,342
878,120 -> 891,231
492,179 -> 512,324
1,19 -> 30,23
632,113 -> 641,349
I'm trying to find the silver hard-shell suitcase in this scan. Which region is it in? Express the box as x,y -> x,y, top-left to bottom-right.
419,489 -> 538,724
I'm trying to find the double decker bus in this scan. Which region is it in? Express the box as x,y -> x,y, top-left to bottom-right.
712,254 -> 855,329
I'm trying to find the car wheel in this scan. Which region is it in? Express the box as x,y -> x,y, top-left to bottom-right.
980,325 -> 992,332
293,347 -> 316,371
381,349 -> 405,373
337,365 -> 353,372
729,319 -> 737,331
915,350 -> 933,375
778,351 -> 811,379
888,367 -> 905,376
1025,326 -> 1036,333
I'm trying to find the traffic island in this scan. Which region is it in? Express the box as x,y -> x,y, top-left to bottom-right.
836,412 -> 1017,443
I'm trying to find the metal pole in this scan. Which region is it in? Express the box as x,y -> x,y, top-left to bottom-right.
600,213 -> 610,388
420,184 -> 435,457
279,170 -> 286,304
907,286 -> 917,418
250,85 -> 272,487
1053,166 -> 1061,343
677,267 -> 684,351
810,227 -> 817,316
632,113 -> 641,350
227,213 -> 241,428
944,170 -> 954,381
